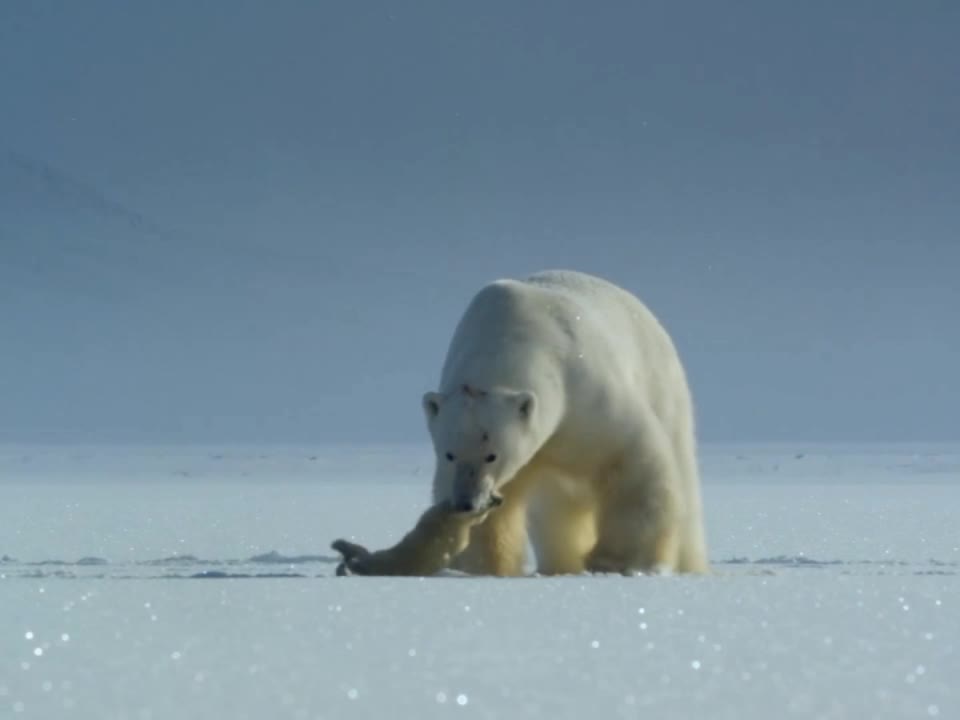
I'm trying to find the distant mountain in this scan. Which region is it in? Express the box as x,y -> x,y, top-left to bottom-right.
0,150 -> 347,309
0,151 -> 161,232
0,150 -> 397,445
0,151 -> 205,305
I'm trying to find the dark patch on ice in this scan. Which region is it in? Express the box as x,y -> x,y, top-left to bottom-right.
182,570 -> 308,579
141,554 -> 206,566
247,550 -> 339,565
717,555 -> 917,568
140,551 -> 339,567
20,556 -> 110,567
4,551 -> 341,573
718,555 -> 841,568
755,556 -> 843,567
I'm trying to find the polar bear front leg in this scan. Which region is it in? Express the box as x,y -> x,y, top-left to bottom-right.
528,482 -> 596,576
585,436 -> 682,575
451,497 -> 527,576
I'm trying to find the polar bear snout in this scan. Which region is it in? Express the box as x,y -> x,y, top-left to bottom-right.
453,461 -> 496,513
452,486 -> 492,513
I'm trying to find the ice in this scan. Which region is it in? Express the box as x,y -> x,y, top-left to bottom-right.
1,443 -> 958,719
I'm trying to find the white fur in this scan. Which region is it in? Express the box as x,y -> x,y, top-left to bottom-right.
422,270 -> 708,576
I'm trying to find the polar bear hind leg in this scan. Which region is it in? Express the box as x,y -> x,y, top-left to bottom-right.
672,430 -> 710,573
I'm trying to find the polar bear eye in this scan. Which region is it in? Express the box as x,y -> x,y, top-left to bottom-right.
445,452 -> 456,462
485,454 -> 497,463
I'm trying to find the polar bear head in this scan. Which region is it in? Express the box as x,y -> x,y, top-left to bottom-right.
422,383 -> 540,512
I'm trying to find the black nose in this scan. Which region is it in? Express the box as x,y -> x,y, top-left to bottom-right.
454,499 -> 477,512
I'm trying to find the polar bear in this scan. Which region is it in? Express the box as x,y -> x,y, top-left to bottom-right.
342,269 -> 708,577
331,498 -> 500,576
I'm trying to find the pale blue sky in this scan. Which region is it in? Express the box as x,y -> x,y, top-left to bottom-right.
1,1 -> 958,444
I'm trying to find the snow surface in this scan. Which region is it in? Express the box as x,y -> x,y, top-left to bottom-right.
1,444 -> 958,719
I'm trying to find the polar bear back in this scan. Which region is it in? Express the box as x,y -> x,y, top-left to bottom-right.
437,269 -> 693,450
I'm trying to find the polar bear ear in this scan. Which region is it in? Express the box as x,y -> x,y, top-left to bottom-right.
422,392 -> 444,421
514,391 -> 536,421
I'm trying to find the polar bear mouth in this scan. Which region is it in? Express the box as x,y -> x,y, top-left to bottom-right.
453,492 -> 503,514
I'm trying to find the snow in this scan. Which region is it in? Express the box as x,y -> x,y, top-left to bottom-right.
1,444 -> 958,719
